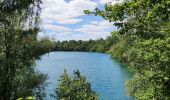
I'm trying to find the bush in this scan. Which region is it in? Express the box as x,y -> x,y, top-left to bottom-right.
55,69 -> 99,100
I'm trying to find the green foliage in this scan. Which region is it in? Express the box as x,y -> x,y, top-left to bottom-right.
34,37 -> 56,57
13,67 -> 47,100
85,0 -> 170,99
108,36 -> 128,61
0,0 -> 48,100
54,36 -> 114,53
55,70 -> 99,100
126,38 -> 170,99
17,96 -> 36,100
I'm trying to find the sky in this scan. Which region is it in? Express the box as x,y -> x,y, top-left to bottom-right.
38,0 -> 123,41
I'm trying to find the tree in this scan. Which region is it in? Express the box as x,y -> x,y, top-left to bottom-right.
0,0 -> 47,99
84,0 -> 170,99
55,69 -> 99,100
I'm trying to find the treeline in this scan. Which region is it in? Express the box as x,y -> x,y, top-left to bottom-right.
37,34 -> 115,54
85,0 -> 170,99
54,36 -> 114,53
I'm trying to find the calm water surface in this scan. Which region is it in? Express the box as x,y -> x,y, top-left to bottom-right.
36,52 -> 132,100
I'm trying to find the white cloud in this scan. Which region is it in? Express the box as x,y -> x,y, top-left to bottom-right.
90,21 -> 99,25
41,0 -> 97,24
75,20 -> 114,33
99,0 -> 124,5
43,24 -> 72,32
38,31 -> 75,41
72,32 -> 111,40
38,0 -> 117,41
52,32 -> 111,41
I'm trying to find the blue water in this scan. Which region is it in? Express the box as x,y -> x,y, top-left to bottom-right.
36,52 -> 132,100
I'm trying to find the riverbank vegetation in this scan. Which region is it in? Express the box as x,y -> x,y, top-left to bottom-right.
85,0 -> 170,99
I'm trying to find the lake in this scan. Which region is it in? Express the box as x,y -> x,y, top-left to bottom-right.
36,51 -> 132,100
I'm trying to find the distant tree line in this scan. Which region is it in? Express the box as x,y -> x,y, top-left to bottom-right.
54,36 -> 114,53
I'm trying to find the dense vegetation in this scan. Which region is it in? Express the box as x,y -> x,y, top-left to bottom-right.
54,36 -> 114,53
0,0 -> 55,99
85,0 -> 170,99
35,37 -> 56,58
55,70 -> 98,100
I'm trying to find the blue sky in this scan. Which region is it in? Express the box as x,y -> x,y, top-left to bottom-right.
38,0 -> 123,41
